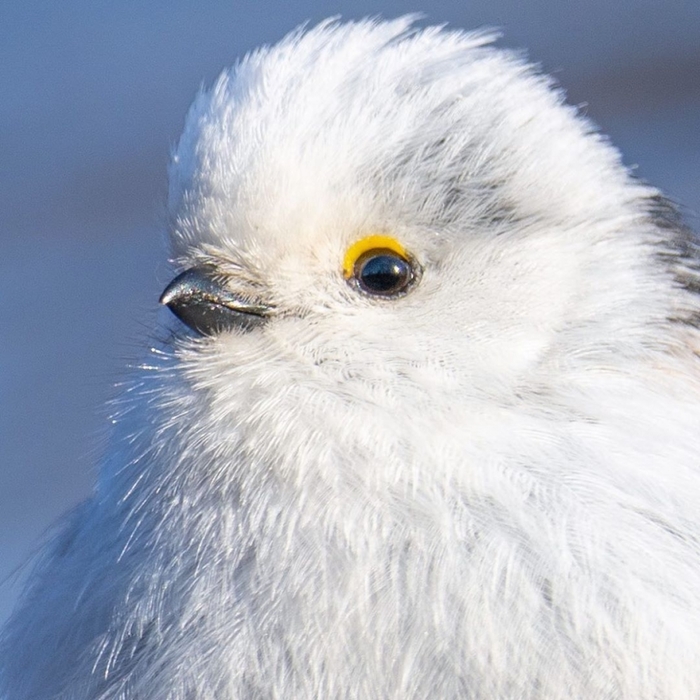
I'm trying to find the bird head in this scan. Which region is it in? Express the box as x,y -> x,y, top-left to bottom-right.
156,17 -> 687,491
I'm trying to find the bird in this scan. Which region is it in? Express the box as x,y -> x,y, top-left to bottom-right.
2,16 -> 700,700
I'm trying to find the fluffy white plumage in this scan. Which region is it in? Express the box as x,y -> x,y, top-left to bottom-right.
2,17 -> 700,699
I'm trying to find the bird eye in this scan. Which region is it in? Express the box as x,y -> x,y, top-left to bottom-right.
342,235 -> 417,297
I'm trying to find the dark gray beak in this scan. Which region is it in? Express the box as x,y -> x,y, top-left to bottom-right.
160,267 -> 271,336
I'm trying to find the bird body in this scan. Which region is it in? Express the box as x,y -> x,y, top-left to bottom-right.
2,18 -> 700,699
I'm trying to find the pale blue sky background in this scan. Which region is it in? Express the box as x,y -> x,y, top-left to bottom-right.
1,0 -> 699,623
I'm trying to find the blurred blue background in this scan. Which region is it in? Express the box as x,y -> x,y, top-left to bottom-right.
1,0 -> 698,624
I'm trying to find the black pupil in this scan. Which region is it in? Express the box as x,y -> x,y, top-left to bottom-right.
357,252 -> 411,295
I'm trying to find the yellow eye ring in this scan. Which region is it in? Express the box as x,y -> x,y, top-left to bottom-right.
342,235 -> 408,280
342,234 -> 418,297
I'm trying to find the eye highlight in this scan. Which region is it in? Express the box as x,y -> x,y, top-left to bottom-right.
343,234 -> 418,297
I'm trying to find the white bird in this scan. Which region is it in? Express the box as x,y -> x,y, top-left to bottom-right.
2,17 -> 700,700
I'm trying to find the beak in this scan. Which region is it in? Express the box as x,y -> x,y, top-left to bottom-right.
160,267 -> 271,336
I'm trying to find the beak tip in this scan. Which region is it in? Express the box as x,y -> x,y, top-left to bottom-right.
159,271 -> 197,308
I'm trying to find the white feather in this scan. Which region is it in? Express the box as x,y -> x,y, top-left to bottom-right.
2,17 -> 700,699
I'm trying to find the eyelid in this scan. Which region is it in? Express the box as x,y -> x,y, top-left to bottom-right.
342,235 -> 408,279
